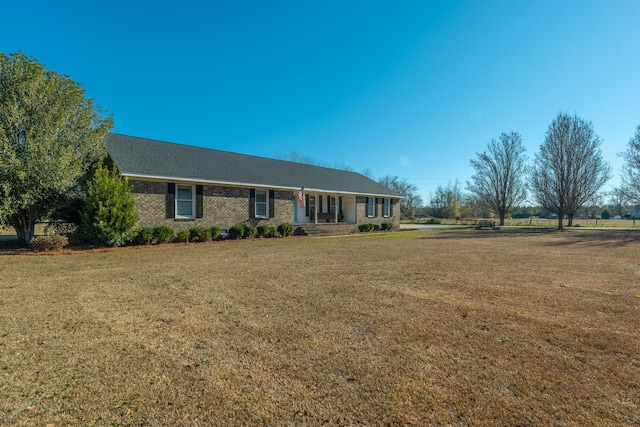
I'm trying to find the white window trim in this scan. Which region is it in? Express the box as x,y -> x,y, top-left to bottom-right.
255,189 -> 269,219
383,198 -> 391,217
176,184 -> 196,219
367,197 -> 375,218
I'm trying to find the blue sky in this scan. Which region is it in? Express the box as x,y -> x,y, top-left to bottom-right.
3,1 -> 639,204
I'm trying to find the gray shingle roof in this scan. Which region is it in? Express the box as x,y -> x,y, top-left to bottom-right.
107,134 -> 402,197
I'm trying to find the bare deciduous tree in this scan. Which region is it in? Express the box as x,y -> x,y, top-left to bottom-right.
608,186 -> 629,218
377,175 -> 423,218
620,124 -> 640,204
467,132 -> 528,225
531,113 -> 611,229
429,181 -> 463,219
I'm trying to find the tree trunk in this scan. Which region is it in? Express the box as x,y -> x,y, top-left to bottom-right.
499,213 -> 505,226
567,214 -> 574,227
11,210 -> 36,245
557,214 -> 563,230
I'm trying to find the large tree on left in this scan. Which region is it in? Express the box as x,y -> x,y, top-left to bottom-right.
0,52 -> 113,244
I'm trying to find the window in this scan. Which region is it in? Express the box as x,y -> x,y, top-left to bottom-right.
383,198 -> 391,217
176,185 -> 194,218
255,190 -> 268,218
367,197 -> 375,217
330,196 -> 336,214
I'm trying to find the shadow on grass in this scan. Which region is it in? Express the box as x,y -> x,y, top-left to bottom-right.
418,227 -> 640,247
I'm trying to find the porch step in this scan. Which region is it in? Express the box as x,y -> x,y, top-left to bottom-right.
294,223 -> 356,237
294,224 -> 325,237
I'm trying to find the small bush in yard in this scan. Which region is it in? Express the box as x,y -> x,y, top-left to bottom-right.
209,226 -> 221,240
277,222 -> 294,237
267,226 -> 278,237
257,225 -> 269,237
189,227 -> 211,242
133,227 -> 155,245
228,225 -> 245,240
373,224 -> 380,231
175,230 -> 190,242
30,234 -> 68,252
381,222 -> 393,230
359,224 -> 374,232
243,224 -> 257,238
153,226 -> 174,243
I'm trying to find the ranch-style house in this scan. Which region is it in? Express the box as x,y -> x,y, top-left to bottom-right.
106,134 -> 403,234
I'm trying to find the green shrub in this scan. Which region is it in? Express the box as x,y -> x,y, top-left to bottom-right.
153,226 -> 174,243
80,166 -> 138,247
257,225 -> 270,237
373,224 -> 380,231
30,234 -> 68,252
228,225 -> 245,240
267,226 -> 278,237
189,227 -> 211,242
359,223 -> 375,232
209,226 -> 221,240
243,224 -> 257,239
277,222 -> 294,237
175,230 -> 190,242
381,222 -> 393,230
133,227 -> 155,245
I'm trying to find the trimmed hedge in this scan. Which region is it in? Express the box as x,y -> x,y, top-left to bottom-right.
381,222 -> 393,231
133,227 -> 155,245
153,226 -> 174,243
189,227 -> 211,242
277,222 -> 294,237
210,226 -> 221,240
243,224 -> 256,239
228,225 -> 245,240
257,225 -> 270,237
175,230 -> 190,242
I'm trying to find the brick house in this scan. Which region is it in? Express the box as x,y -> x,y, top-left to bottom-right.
106,134 -> 403,233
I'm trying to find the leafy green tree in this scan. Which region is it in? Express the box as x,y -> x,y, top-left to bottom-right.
467,132 -> 528,225
0,51 -> 113,243
377,175 -> 423,218
81,166 -> 138,247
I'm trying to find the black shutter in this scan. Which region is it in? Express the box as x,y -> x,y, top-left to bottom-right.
249,189 -> 255,218
390,199 -> 394,217
305,194 -> 310,216
375,198 -> 379,217
269,190 -> 275,218
166,183 -> 175,218
366,197 -> 369,216
196,185 -> 204,218
339,196 -> 343,217
319,195 -> 323,213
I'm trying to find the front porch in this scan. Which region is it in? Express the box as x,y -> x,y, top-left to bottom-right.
294,192 -> 356,225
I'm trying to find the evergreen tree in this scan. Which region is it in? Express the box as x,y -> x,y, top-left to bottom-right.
81,166 -> 138,247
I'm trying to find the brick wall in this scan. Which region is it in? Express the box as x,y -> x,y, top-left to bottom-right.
130,178 -> 399,231
355,196 -> 401,229
130,180 -> 293,231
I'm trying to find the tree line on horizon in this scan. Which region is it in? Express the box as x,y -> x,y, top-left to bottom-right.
382,115 -> 640,230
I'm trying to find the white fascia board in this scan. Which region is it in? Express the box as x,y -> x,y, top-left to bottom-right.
122,172 -> 403,198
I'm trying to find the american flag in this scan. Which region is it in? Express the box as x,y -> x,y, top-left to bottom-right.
298,187 -> 305,208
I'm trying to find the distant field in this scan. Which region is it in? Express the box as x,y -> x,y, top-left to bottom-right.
410,217 -> 640,228
2,229 -> 639,425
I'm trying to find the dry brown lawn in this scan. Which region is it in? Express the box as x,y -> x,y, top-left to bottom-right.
1,229 -> 639,426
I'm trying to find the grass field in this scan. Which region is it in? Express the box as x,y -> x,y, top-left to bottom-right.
2,229 -> 639,426
409,217 -> 640,228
